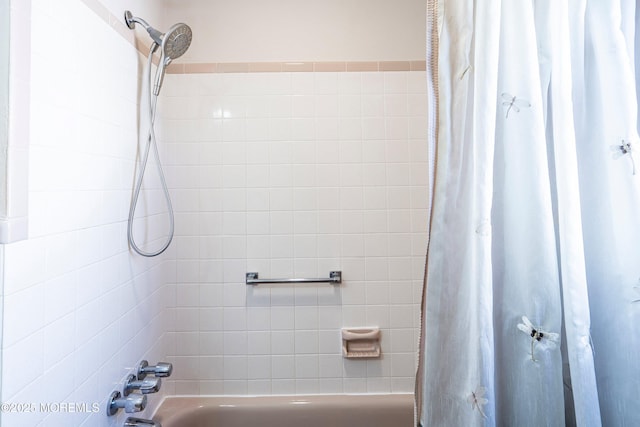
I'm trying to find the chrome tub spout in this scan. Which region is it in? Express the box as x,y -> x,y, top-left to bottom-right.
124,417 -> 161,427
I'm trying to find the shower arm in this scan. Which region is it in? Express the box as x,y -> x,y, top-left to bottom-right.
124,11 -> 163,45
124,11 -> 149,29
127,14 -> 182,96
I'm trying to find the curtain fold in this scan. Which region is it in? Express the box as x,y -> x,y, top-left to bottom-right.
416,1 -> 640,425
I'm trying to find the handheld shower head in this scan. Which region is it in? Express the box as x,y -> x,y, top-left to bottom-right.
154,23 -> 192,95
162,23 -> 192,61
124,11 -> 193,95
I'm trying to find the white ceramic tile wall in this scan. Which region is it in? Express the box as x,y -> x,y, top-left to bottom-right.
0,1 -> 174,426
161,70 -> 429,395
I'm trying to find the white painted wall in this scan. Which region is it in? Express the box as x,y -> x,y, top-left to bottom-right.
163,0 -> 426,63
0,0 -> 31,243
0,0 -> 9,219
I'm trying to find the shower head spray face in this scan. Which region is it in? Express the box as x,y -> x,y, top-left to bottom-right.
162,23 -> 193,61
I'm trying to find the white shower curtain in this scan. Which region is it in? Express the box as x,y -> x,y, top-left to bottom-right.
416,1 -> 640,426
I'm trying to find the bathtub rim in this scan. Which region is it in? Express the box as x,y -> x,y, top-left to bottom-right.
153,393 -> 415,426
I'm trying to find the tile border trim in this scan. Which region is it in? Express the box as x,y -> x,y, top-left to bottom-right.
167,60 -> 426,74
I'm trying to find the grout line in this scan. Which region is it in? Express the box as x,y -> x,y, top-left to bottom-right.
81,0 -> 426,74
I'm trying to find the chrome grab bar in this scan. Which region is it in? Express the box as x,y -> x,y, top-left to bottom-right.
246,271 -> 342,285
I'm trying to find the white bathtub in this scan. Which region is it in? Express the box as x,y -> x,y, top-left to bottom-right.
153,394 -> 414,427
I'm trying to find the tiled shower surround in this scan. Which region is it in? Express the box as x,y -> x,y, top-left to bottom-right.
1,0 -> 427,426
161,70 -> 428,395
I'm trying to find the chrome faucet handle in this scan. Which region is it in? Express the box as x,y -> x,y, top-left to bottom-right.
124,374 -> 162,396
137,360 -> 173,380
124,417 -> 162,427
107,391 -> 147,415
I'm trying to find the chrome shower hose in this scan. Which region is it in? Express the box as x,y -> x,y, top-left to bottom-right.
127,44 -> 174,257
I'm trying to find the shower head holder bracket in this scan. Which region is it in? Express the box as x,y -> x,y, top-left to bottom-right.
124,11 -> 154,32
124,11 -> 138,30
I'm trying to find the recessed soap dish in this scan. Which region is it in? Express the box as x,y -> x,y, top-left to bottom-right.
342,327 -> 381,359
